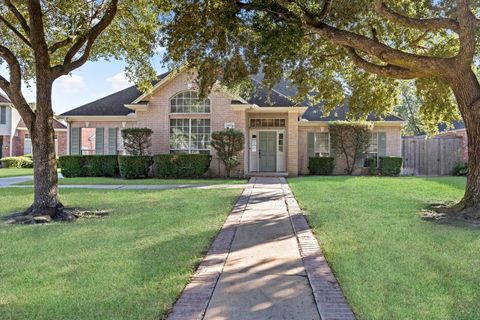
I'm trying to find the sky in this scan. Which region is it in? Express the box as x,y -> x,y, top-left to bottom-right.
0,51 -> 168,115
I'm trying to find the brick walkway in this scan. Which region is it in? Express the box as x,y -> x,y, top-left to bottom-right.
167,177 -> 355,320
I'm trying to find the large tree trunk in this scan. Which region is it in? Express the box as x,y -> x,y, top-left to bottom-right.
29,80 -> 62,217
448,69 -> 480,216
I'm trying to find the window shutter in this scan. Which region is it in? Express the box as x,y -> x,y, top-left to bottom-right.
95,128 -> 104,155
378,132 -> 387,157
307,132 -> 315,157
70,127 -> 81,155
0,106 -> 6,124
108,128 -> 117,155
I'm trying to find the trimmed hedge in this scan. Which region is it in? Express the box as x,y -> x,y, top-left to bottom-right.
367,157 -> 378,175
118,155 -> 152,179
153,154 -> 211,178
1,156 -> 34,168
58,155 -> 119,177
379,157 -> 402,176
308,157 -> 334,175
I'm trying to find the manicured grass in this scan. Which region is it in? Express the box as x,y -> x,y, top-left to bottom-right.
0,187 -> 241,320
0,168 -> 33,178
288,176 -> 479,320
18,177 -> 247,185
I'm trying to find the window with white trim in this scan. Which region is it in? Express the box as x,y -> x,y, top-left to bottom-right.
0,106 -> 6,124
314,133 -> 330,157
170,118 -> 211,154
170,91 -> 210,113
364,132 -> 378,166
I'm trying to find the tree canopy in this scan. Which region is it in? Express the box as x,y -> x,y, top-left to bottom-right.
162,0 -> 468,127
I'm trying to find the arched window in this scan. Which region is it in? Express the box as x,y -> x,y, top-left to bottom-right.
170,91 -> 210,113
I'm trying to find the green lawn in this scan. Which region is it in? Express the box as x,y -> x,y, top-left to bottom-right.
18,177 -> 247,185
288,176 -> 479,320
0,168 -> 33,178
0,187 -> 241,320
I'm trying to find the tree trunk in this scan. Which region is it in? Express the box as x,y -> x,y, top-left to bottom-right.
448,69 -> 480,216
29,80 -> 62,217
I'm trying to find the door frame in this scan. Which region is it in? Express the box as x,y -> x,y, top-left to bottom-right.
248,129 -> 286,173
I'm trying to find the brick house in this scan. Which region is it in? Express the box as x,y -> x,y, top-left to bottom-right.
59,69 -> 404,177
0,93 -> 67,159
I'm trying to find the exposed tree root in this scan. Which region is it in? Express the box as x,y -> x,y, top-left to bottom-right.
2,206 -> 108,225
421,202 -> 480,228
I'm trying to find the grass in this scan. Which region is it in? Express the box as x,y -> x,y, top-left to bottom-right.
18,177 -> 247,185
288,176 -> 480,320
0,168 -> 33,178
0,187 -> 242,320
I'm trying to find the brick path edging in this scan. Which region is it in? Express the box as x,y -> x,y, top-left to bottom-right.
281,180 -> 356,320
166,186 -> 252,320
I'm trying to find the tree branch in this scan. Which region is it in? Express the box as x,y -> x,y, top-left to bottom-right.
373,0 -> 460,32
344,46 -> 423,79
454,0 -> 477,65
52,0 -> 118,78
318,0 -> 333,20
0,14 -> 32,48
0,45 -> 36,126
4,0 -> 31,36
236,0 -> 451,75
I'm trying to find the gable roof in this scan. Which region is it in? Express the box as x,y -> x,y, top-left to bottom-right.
60,70 -> 402,122
17,118 -> 67,130
301,99 -> 403,122
61,71 -> 171,116
438,120 -> 465,132
0,92 -> 11,104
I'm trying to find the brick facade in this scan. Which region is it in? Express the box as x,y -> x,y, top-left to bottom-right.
65,70 -> 403,177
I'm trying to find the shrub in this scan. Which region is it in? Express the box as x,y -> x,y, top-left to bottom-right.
1,156 -> 34,168
379,157 -> 402,176
121,128 -> 153,155
58,156 -> 84,177
210,129 -> 244,177
453,162 -> 468,176
83,155 -> 119,177
58,155 -> 119,177
118,155 -> 152,179
153,154 -> 211,178
367,157 -> 378,175
308,157 -> 335,175
328,121 -> 373,175
23,154 -> 33,160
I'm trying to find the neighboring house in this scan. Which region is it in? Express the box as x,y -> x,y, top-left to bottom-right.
59,70 -> 404,177
0,93 -> 67,158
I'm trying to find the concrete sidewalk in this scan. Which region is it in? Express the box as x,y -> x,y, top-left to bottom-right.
0,175 -> 33,187
168,177 -> 355,320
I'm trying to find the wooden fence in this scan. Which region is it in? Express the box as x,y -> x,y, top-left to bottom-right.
402,136 -> 464,175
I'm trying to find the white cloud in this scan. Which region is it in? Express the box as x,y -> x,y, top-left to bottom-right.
55,74 -> 86,93
106,71 -> 133,91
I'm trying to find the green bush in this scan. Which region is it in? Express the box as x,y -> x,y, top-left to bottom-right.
308,157 -> 335,175
83,155 -> 119,177
153,154 -> 211,178
367,157 -> 378,175
1,156 -> 34,168
23,154 -> 33,160
453,162 -> 468,176
58,155 -> 119,177
118,155 -> 152,179
379,157 -> 402,176
58,156 -> 85,177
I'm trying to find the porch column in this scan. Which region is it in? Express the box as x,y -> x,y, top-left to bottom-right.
233,109 -> 248,176
287,110 -> 299,176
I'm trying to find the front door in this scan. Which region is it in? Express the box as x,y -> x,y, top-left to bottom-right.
259,131 -> 277,172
